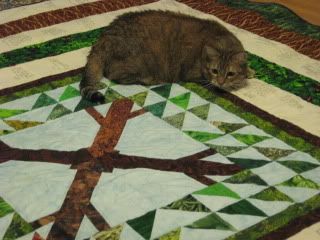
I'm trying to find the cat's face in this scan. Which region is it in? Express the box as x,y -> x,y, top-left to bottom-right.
202,46 -> 248,91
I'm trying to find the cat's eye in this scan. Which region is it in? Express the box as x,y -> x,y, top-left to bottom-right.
227,72 -> 235,78
212,69 -> 218,75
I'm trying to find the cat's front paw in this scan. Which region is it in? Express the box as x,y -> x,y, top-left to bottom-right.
91,92 -> 105,104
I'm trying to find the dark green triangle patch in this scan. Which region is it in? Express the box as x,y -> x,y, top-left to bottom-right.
151,84 -> 172,99
183,131 -> 223,142
232,134 -> 270,145
169,92 -> 191,110
255,147 -> 295,160
0,197 -> 14,218
163,112 -> 185,129
47,104 -> 72,120
218,199 -> 267,217
223,170 -> 268,185
206,144 -> 246,156
227,158 -> 270,169
3,213 -> 34,239
193,183 -> 241,199
162,195 -> 211,212
250,187 -> 293,202
129,91 -> 148,107
212,122 -> 247,134
186,213 -> 236,231
59,85 -> 80,101
189,103 -> 210,120
279,175 -> 319,189
144,101 -> 167,118
32,93 -> 57,109
278,161 -> 319,174
0,109 -> 27,119
74,98 -> 97,112
127,210 -> 156,240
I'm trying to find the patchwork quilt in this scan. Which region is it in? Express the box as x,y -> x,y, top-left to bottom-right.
0,0 -> 320,240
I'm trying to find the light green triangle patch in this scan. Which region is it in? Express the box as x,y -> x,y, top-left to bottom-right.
47,104 -> 72,120
278,161 -> 319,174
232,134 -> 270,145
189,103 -> 210,120
193,183 -> 241,199
0,197 -> 14,218
206,144 -> 246,156
144,101 -> 167,118
32,93 -> 57,109
158,227 -> 181,240
0,109 -> 27,119
59,85 -> 80,101
163,112 -> 185,129
250,187 -> 293,202
127,210 -> 156,240
4,120 -> 43,130
129,91 -> 148,107
151,84 -> 172,99
169,92 -> 191,110
223,170 -> 268,185
105,87 -> 123,103
186,213 -> 236,231
255,147 -> 295,160
162,195 -> 211,212
0,130 -> 13,136
183,131 -> 223,142
218,199 -> 267,217
279,175 -> 319,189
92,225 -> 123,240
3,213 -> 34,239
212,122 -> 247,134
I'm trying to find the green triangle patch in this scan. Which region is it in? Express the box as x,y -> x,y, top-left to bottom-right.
218,199 -> 267,217
206,144 -> 246,156
47,104 -> 72,120
3,213 -> 34,239
232,134 -> 270,145
212,122 -> 247,134
0,197 -> 14,218
278,161 -> 319,174
223,170 -> 268,185
74,98 -> 97,112
189,103 -> 210,120
0,109 -> 27,119
32,93 -> 57,109
127,210 -> 156,240
163,112 -> 185,129
183,131 -> 223,142
169,92 -> 191,110
144,101 -> 167,118
59,85 -> 80,101
162,195 -> 211,212
193,183 -> 241,199
279,175 -> 319,189
151,84 -> 172,99
0,130 -> 13,136
255,147 -> 295,160
129,91 -> 148,107
158,228 -> 181,240
227,158 -> 270,169
250,187 -> 293,202
105,88 -> 123,103
4,120 -> 43,130
186,213 -> 236,231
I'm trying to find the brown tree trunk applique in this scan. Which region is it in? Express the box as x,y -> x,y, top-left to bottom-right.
0,99 -> 242,240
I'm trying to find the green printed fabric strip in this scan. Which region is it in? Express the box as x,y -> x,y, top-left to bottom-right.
1,26 -> 319,106
217,0 -> 320,40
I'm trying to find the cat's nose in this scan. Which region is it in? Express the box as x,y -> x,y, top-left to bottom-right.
217,77 -> 225,86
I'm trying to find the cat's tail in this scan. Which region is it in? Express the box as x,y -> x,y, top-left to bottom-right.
80,41 -> 108,103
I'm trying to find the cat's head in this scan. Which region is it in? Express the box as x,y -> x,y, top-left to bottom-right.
201,45 -> 248,91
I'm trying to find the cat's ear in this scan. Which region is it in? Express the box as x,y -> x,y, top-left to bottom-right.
232,52 -> 247,63
203,45 -> 219,61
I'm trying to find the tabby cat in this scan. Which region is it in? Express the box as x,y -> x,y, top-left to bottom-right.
80,10 -> 253,103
